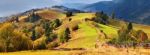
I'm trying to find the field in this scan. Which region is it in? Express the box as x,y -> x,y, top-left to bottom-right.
1,47 -> 150,55
0,12 -> 150,55
134,24 -> 150,37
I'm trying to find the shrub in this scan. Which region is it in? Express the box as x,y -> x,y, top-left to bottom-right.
47,42 -> 59,49
33,36 -> 47,50
0,40 -> 5,52
50,19 -> 61,29
66,12 -> 73,17
95,12 -> 109,25
135,30 -> 148,42
68,18 -> 72,21
112,27 -> 136,45
28,13 -> 41,22
46,33 -> 57,43
0,23 -> 33,52
71,24 -> 79,31
31,29 -> 36,40
109,23 -> 149,46
11,30 -> 33,51
42,21 -> 51,37
0,23 -> 14,52
35,26 -> 45,38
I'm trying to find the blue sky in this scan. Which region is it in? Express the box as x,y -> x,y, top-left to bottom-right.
0,0 -> 112,17
56,0 -> 112,4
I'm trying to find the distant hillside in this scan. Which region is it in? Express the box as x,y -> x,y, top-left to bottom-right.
51,6 -> 83,13
0,6 -> 82,23
0,5 -> 150,54
84,0 -> 150,25
0,17 -> 5,22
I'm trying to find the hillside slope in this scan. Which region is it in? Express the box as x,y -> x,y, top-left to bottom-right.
1,12 -> 150,55
84,0 -> 150,25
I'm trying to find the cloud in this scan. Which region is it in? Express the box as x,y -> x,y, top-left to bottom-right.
52,0 -> 62,2
0,0 -> 57,17
0,0 -> 112,17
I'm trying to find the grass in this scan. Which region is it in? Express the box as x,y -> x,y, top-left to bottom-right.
37,9 -> 66,20
133,24 -> 150,38
0,50 -> 83,55
1,47 -> 150,55
71,13 -> 95,21
1,12 -> 150,55
58,13 -> 118,48
97,23 -> 118,38
59,22 -> 99,48
58,13 -> 115,48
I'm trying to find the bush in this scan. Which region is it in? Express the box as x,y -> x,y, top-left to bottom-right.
47,42 -> 59,49
135,30 -> 148,42
0,23 -> 33,52
31,29 -> 36,40
95,12 -> 109,25
42,21 -> 51,37
71,24 -> 79,31
9,30 -> 33,51
28,13 -> 41,22
33,36 -> 47,50
50,19 -> 61,30
0,23 -> 15,52
109,23 -> 149,46
35,26 -> 45,38
0,40 -> 5,52
66,12 -> 73,17
46,33 -> 57,43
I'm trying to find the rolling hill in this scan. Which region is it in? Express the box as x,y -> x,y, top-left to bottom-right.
0,5 -> 150,55
0,10 -> 150,55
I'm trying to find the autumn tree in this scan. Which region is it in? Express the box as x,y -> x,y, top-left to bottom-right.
0,23 -> 33,52
135,30 -> 148,42
0,23 -> 14,52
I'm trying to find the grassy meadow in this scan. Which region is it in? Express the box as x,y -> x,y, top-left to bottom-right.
0,10 -> 150,55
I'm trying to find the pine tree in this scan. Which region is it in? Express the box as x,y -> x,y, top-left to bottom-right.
127,22 -> 133,31
66,12 -> 73,17
45,22 -> 51,37
64,28 -> 70,42
29,13 -> 40,22
112,11 -> 115,19
31,29 -> 36,40
59,28 -> 70,43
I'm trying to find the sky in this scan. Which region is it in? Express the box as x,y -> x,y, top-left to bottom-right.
0,0 -> 112,17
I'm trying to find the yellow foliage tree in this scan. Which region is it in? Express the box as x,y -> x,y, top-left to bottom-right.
0,23 -> 14,52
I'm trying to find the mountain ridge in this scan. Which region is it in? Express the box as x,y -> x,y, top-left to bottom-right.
84,0 -> 150,25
